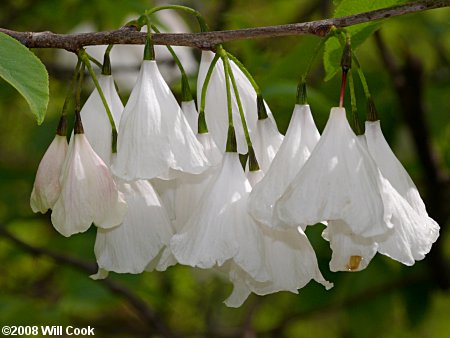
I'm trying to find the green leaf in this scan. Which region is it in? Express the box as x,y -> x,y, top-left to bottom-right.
323,0 -> 406,81
0,32 -> 49,124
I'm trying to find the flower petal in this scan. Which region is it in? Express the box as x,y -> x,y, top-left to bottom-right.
170,153 -> 267,281
113,60 -> 209,180
276,107 -> 390,237
80,75 -> 123,166
248,104 -> 319,226
51,134 -> 127,237
95,179 -> 173,274
30,135 -> 68,213
323,220 -> 378,272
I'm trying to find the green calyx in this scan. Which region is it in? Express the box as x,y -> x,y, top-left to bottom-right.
225,125 -> 237,153
296,78 -> 307,105
366,96 -> 379,122
144,34 -> 155,61
74,109 -> 84,135
56,115 -> 68,136
198,109 -> 208,134
102,45 -> 113,75
248,146 -> 260,172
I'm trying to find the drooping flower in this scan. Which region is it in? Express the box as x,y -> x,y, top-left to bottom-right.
51,117 -> 127,237
275,107 -> 392,238
170,153 -> 267,282
248,104 -> 320,227
30,119 -> 68,213
320,125 -> 439,272
365,121 -> 439,264
94,179 -> 174,275
224,170 -> 333,307
80,74 -> 123,166
197,51 -> 276,154
113,60 -> 209,181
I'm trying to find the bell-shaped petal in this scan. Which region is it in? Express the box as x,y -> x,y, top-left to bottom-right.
276,107 -> 391,238
170,153 -> 267,281
224,170 -> 332,307
365,121 -> 439,263
80,74 -> 123,166
51,133 -> 127,237
197,51 -> 276,154
94,179 -> 174,274
174,132 -> 222,231
30,135 -> 68,213
252,117 -> 284,173
322,220 -> 378,272
113,60 -> 209,181
181,100 -> 198,134
248,104 -> 320,227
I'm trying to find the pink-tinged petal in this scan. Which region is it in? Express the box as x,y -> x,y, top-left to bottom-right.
276,107 -> 390,237
248,104 -> 320,227
30,135 -> 68,213
322,220 -> 378,272
80,75 -> 123,166
94,179 -> 173,274
51,134 -> 127,237
170,153 -> 267,281
113,60 -> 209,181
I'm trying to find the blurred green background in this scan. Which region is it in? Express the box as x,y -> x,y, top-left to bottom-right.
0,1 -> 449,337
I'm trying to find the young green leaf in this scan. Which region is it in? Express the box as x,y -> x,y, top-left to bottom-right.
323,0 -> 406,81
0,32 -> 49,125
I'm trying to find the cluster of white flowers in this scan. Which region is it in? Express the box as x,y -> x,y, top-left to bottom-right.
30,49 -> 439,307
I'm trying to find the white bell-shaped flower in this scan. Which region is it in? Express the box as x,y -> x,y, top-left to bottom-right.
275,107 -> 391,238
224,170 -> 333,307
365,121 -> 439,263
30,134 -> 68,213
252,117 -> 284,173
248,104 -> 320,227
94,179 -> 174,274
170,153 -> 267,282
51,129 -> 127,237
80,74 -> 123,166
113,60 -> 209,181
197,51 -> 276,154
174,132 -> 222,231
181,100 -> 198,135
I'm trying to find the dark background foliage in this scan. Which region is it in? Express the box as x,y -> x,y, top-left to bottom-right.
0,1 -> 449,337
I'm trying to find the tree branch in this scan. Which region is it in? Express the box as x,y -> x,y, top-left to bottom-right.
0,0 -> 448,51
0,226 -> 178,338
